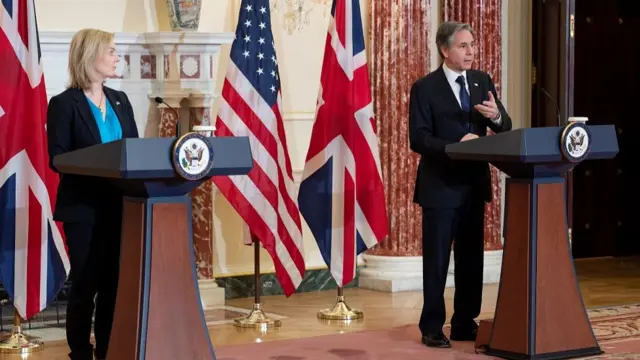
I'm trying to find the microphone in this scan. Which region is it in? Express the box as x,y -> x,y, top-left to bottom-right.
538,87 -> 564,127
154,96 -> 180,137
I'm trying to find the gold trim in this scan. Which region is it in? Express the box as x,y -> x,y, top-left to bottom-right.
560,122 -> 575,145
317,295 -> 364,320
171,131 -> 193,176
570,14 -> 575,38
0,311 -> 44,354
233,303 -> 281,328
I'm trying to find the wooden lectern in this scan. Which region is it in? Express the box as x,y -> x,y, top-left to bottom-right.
53,136 -> 253,360
445,124 -> 618,360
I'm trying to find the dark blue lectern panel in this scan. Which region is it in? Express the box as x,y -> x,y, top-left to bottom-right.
52,136 -> 253,197
445,125 -> 619,178
53,136 -> 253,179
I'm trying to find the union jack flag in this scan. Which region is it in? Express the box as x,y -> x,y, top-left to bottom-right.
212,0 -> 305,296
0,0 -> 70,319
297,0 -> 388,286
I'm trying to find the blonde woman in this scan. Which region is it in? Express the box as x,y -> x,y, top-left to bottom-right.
46,29 -> 139,360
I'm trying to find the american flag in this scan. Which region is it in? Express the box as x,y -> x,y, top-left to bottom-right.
212,0 -> 305,296
297,0 -> 388,287
0,0 -> 70,319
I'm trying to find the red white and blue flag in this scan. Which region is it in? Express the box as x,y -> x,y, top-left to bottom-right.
212,0 -> 306,296
297,0 -> 388,287
0,0 -> 70,320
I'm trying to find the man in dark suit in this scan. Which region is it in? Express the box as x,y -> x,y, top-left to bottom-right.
409,21 -> 512,348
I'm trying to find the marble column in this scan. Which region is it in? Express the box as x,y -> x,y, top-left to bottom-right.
443,0 -> 504,251
188,96 -> 224,308
156,95 -> 224,308
358,0 -> 431,292
187,95 -> 215,280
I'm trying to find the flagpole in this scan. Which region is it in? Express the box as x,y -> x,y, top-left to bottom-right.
233,235 -> 281,329
0,308 -> 44,353
317,286 -> 364,320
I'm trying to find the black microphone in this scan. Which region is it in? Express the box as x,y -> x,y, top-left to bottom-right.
538,87 -> 564,127
154,96 -> 180,137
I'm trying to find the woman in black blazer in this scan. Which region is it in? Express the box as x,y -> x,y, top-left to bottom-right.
46,28 -> 139,360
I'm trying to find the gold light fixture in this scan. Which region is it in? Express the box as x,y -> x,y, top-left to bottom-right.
270,0 -> 331,34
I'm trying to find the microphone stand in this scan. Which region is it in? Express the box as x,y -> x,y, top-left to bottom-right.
154,97 -> 181,137
538,87 -> 564,127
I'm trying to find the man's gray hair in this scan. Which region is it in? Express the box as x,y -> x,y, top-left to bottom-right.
436,21 -> 474,58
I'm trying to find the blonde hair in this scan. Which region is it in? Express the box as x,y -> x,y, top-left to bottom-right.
67,29 -> 114,90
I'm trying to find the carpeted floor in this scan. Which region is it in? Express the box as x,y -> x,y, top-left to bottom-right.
588,304 -> 640,342
215,304 -> 640,360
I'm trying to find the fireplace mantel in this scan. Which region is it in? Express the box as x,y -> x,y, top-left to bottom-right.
40,30 -> 234,138
40,31 -> 234,53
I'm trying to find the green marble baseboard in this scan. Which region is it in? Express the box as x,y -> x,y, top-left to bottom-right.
215,267 -> 361,299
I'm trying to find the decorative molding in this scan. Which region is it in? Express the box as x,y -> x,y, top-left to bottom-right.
39,31 -> 234,54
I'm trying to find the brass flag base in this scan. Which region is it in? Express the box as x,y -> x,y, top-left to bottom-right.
233,303 -> 281,329
318,288 -> 363,321
0,310 -> 44,354
233,239 -> 281,329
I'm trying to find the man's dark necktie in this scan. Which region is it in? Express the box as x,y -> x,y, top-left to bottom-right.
456,75 -> 470,112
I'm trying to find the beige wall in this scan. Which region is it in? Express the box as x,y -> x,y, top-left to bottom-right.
36,0 -> 530,278
504,0 -> 532,130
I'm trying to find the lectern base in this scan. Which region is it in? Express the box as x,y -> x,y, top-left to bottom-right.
107,197 -> 215,360
485,347 -> 603,360
484,178 -> 601,359
478,319 -> 603,360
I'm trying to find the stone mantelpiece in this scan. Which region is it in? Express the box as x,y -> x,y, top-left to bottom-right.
40,31 -> 232,137
40,31 -> 232,308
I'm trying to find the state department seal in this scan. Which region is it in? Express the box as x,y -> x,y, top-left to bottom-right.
172,132 -> 214,180
560,121 -> 591,163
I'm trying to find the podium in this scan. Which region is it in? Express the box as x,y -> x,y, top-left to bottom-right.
445,124 -> 618,360
53,136 -> 253,360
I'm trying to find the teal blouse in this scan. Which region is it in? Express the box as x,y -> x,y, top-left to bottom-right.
86,96 -> 123,143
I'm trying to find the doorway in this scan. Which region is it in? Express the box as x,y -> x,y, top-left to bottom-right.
531,0 -> 640,258
571,0 -> 640,258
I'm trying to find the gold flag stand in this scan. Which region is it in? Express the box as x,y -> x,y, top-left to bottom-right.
317,286 -> 363,320
233,237 -> 281,329
0,309 -> 44,354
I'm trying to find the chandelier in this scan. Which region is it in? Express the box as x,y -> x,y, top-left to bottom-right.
270,0 -> 332,34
